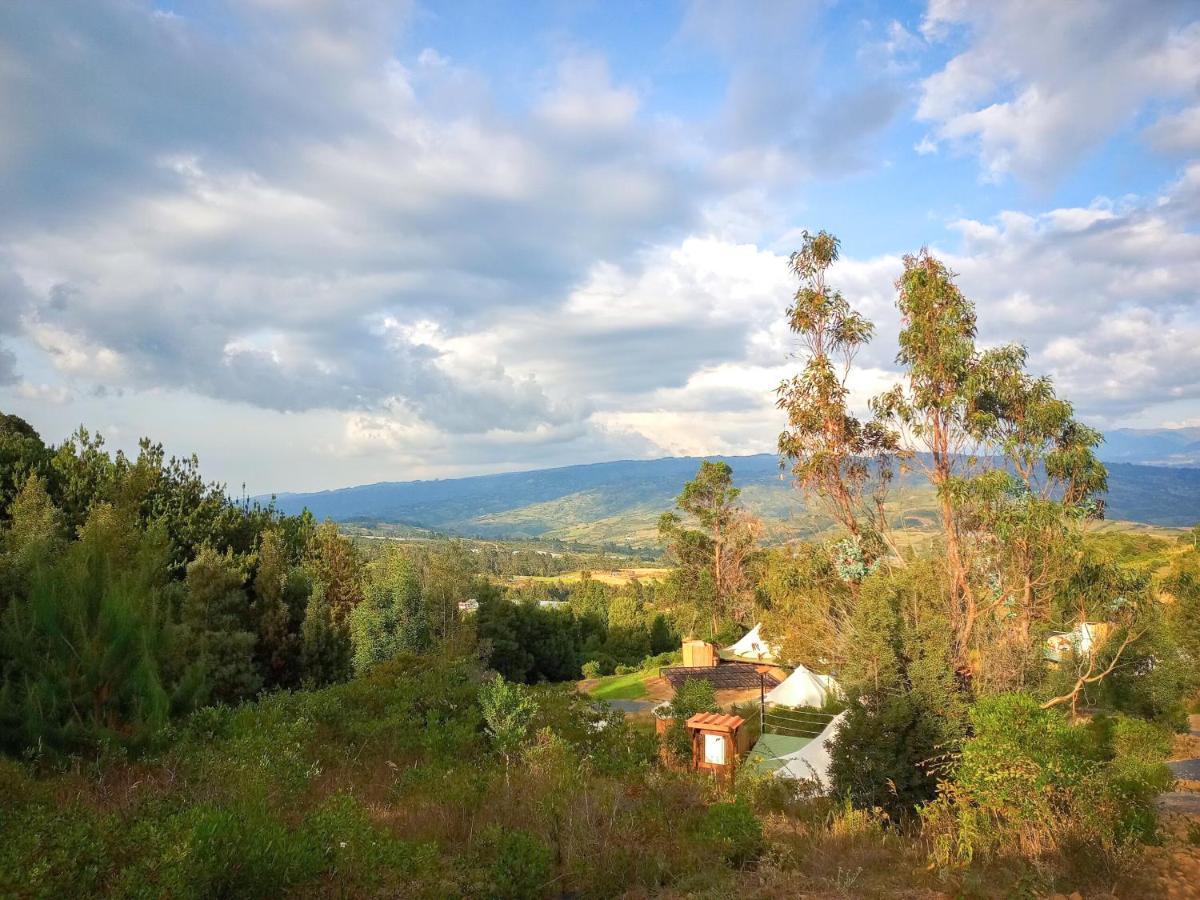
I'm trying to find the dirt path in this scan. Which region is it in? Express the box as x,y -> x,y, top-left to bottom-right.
1145,715 -> 1200,897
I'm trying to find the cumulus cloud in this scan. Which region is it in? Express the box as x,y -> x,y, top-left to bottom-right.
917,0 -> 1200,183
0,0 -> 1197,491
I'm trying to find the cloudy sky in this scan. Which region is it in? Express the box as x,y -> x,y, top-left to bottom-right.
2,0 -> 1198,493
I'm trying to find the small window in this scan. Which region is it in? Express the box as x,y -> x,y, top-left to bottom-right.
703,733 -> 726,765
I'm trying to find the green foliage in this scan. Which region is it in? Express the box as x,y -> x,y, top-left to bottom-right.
0,415 -> 51,528
659,460 -> 760,637
580,660 -> 601,679
829,563 -> 965,820
299,582 -> 352,688
305,521 -> 362,622
251,529 -> 306,689
665,677 -> 718,720
475,596 -> 580,683
776,230 -> 897,546
924,694 -> 1171,874
176,546 -> 261,706
696,801 -> 764,867
479,674 -> 539,774
659,677 -> 719,762
0,503 -> 172,755
829,691 -> 954,822
469,825 -> 554,900
349,548 -> 428,674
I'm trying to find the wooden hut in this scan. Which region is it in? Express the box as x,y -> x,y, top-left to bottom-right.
685,712 -> 749,779
681,639 -> 716,668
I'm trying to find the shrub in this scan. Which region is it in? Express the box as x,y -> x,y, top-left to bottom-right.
470,825 -> 554,900
614,663 -> 636,676
696,802 -> 763,867
923,693 -> 1168,878
829,690 -> 952,821
580,660 -> 601,679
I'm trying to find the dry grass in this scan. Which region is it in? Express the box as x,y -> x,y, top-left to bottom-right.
508,567 -> 671,586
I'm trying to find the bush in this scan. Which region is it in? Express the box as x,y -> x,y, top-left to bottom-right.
696,802 -> 763,867
614,664 -> 636,676
469,825 -> 554,900
580,660 -> 601,679
829,690 -> 952,821
639,650 -> 678,670
923,693 -> 1168,879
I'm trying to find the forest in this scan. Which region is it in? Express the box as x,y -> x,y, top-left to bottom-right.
2,235 -> 1199,898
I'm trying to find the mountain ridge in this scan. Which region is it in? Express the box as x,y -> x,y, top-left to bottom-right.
259,452 -> 1200,544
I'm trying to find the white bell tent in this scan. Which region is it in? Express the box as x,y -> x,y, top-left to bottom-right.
773,711 -> 847,787
763,663 -> 842,708
723,623 -> 780,663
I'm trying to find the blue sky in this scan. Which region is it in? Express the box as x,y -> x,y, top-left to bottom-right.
1,0 -> 1198,492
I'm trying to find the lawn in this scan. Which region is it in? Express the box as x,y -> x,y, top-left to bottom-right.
588,669 -> 654,701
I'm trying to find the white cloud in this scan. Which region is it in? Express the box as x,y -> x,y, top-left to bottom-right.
917,1 -> 1200,183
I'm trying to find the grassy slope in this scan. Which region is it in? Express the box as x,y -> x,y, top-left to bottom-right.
588,669 -> 654,701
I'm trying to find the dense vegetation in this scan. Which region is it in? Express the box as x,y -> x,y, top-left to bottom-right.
2,234 -> 1199,898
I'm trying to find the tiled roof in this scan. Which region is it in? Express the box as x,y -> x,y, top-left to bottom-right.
685,712 -> 745,732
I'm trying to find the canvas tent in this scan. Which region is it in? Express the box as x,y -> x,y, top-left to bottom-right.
723,623 -> 780,663
763,664 -> 842,708
771,711 -> 847,788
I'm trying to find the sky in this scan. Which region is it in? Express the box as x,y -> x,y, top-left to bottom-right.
1,0 -> 1199,494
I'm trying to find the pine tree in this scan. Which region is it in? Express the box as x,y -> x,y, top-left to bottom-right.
301,581 -> 352,687
178,547 -> 261,706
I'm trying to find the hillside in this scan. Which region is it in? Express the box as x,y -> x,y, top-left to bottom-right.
262,454 -> 1200,545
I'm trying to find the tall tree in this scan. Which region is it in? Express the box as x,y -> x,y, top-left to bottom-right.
306,521 -> 363,624
658,461 -> 761,637
0,413 -> 51,526
177,547 -> 261,706
872,251 -> 988,664
776,231 -> 898,558
252,529 -> 305,689
349,548 -> 428,674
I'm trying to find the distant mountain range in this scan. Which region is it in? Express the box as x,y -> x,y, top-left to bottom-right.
1099,427 -> 1200,467
262,447 -> 1200,546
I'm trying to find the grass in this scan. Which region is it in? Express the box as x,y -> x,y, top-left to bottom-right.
509,567 -> 671,587
588,669 -> 655,701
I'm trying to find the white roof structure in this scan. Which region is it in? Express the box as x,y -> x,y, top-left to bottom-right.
724,623 -> 780,663
1044,622 -> 1106,663
773,711 -> 847,788
764,664 -> 842,709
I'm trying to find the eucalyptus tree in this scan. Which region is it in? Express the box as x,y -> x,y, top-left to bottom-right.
871,250 -> 991,664
776,231 -> 899,561
872,251 -> 1109,674
658,460 -> 761,638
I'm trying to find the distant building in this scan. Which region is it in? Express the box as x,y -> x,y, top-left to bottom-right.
458,598 -> 479,614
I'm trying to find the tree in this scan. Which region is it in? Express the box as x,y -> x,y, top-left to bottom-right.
0,474 -> 62,609
478,674 -> 539,782
177,547 -> 261,706
0,503 -> 171,754
870,251 -> 1003,666
349,548 -> 428,674
758,542 -> 854,671
252,529 -> 305,689
300,581 -> 352,687
776,231 -> 898,559
658,461 -> 761,637
419,541 -> 475,640
0,413 -> 51,526
306,522 -> 363,624
829,562 -> 965,819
